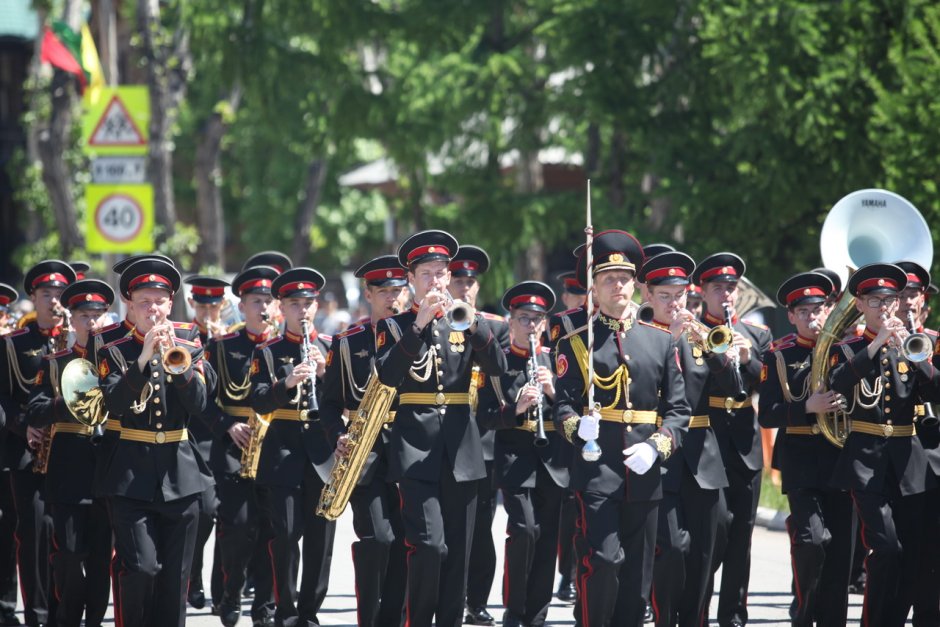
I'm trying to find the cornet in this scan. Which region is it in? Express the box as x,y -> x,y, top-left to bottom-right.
150,315 -> 192,375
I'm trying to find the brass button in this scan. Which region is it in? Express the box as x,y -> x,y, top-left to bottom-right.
154,431 -> 166,444
154,384 -> 161,391
152,372 -> 159,379
153,397 -> 160,404
624,355 -> 630,361
166,375 -> 173,383
626,425 -> 633,433
437,385 -> 444,391
151,359 -> 159,366
885,382 -> 892,389
156,422 -> 163,429
885,408 -> 891,414
882,359 -> 889,365
886,419 -> 893,425
433,330 -> 440,337
885,395 -> 891,401
627,402 -> 633,409
304,424 -> 310,430
302,401 -> 308,408
155,410 -> 162,417
884,371 -> 891,377
811,424 -> 821,434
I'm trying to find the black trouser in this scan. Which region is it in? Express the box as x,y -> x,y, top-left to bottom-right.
466,460 -> 497,611
0,472 -> 18,619
785,488 -> 855,627
349,477 -> 406,627
913,485 -> 940,626
501,464 -> 564,626
398,471 -> 477,627
261,464 -> 336,627
11,469 -> 54,626
216,474 -> 274,621
652,465 -> 722,627
852,489 -> 926,627
706,455 -> 761,627
50,499 -> 112,627
573,491 -> 658,627
188,481 -> 220,604
558,491 -> 578,585
109,493 -> 199,627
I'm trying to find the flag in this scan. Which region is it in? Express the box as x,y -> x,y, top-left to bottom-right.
40,26 -> 87,89
80,23 -> 106,104
39,20 -> 103,93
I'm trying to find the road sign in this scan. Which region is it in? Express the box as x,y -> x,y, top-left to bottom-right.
81,86 -> 149,156
91,156 -> 147,184
85,184 -> 154,253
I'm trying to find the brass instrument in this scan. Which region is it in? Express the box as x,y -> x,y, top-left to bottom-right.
317,367 -> 397,520
811,188 -> 934,447
901,311 -> 933,363
34,304 -> 71,474
527,333 -> 548,447
434,290 -> 473,331
239,412 -> 271,479
61,358 -> 108,441
260,311 -> 280,337
151,315 -> 192,375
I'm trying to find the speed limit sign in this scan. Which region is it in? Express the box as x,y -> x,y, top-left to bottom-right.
85,184 -> 154,253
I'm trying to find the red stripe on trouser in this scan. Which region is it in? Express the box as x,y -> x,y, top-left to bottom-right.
850,492 -> 873,627
575,491 -> 593,627
267,538 -> 280,605
787,517 -> 804,612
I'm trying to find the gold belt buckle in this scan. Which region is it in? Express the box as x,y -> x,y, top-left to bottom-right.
883,424 -> 894,437
434,392 -> 446,405
154,431 -> 166,444
299,410 -> 308,421
724,398 -> 735,412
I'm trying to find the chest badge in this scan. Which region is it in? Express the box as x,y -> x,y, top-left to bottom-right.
354,349 -> 370,359
449,331 -> 465,353
789,357 -> 810,371
228,351 -> 246,361
279,356 -> 295,364
897,361 -> 909,374
24,348 -> 43,357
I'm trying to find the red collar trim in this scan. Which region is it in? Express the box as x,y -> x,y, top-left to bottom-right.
123,318 -> 134,331
509,342 -> 540,358
38,324 -> 62,338
285,329 -> 317,344
650,319 -> 672,331
863,327 -> 878,341
796,335 -> 816,348
703,310 -> 736,326
132,327 -> 146,343
246,328 -> 268,344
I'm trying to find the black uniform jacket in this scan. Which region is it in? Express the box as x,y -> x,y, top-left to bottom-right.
828,328 -> 940,496
647,319 -> 732,493
97,323 -> 213,501
26,344 -> 99,504
375,307 -> 506,483
477,343 -> 570,490
478,311 -> 510,462
913,328 -> 940,479
1,321 -> 62,470
553,315 -> 690,501
701,311 -> 773,473
758,333 -> 842,493
203,326 -> 270,476
546,306 -> 587,352
249,329 -> 333,488
319,321 -> 391,487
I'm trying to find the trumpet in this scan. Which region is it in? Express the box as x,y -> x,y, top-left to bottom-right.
902,311 -> 934,363
680,310 -> 733,354
259,311 -> 281,337
150,315 -> 192,375
428,290 -> 474,332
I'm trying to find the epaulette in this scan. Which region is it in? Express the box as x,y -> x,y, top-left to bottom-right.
174,337 -> 201,348
743,319 -> 770,331
319,334 -> 332,343
258,336 -> 282,349
924,328 -> 939,338
219,332 -> 240,341
172,321 -> 195,330
355,315 -> 370,326
769,333 -> 796,351
770,340 -> 795,353
5,328 -> 28,339
101,336 -> 133,350
481,312 -> 504,321
335,324 -> 366,340
638,320 -> 671,334
834,335 -> 864,346
44,348 -> 71,360
560,306 -> 584,316
91,321 -> 121,336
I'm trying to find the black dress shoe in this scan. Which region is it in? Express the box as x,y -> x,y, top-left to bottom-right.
243,574 -> 256,598
464,606 -> 496,626
556,579 -> 576,603
251,618 -> 274,627
0,611 -> 20,626
644,601 -> 653,622
187,584 -> 207,610
220,604 -> 241,627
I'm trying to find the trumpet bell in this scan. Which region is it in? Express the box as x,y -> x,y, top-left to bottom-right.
821,189 -> 933,290
61,358 -> 107,427
447,300 -> 473,332
902,333 -> 934,363
706,325 -> 733,354
163,346 -> 192,375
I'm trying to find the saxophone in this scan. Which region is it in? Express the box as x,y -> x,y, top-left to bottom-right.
317,367 -> 396,521
239,412 -> 271,479
34,305 -> 70,474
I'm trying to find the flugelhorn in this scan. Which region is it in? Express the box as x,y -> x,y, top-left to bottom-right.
150,315 -> 191,375
61,358 -> 107,440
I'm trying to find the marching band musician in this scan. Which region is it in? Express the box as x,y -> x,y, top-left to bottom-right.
896,260 -> 940,626
96,257 -> 213,627
639,252 -> 734,627
827,263 -> 940,626
0,284 -> 17,336
374,230 -> 506,627
692,252 -> 772,627
248,267 -> 334,627
548,269 -> 586,604
182,275 -> 230,611
476,281 -> 569,627
26,279 -> 115,627
448,245 -> 505,627
202,265 -> 279,627
1,259 -> 76,626
319,255 -> 410,627
757,271 -> 855,626
553,230 -> 690,627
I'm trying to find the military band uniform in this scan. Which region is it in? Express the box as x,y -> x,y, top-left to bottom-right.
319,319 -> 406,627
477,306 -> 569,626
27,342 -> 111,626
203,321 -> 276,626
249,324 -> 335,627
693,255 -> 772,627
828,263 -> 940,627
1,261 -> 76,626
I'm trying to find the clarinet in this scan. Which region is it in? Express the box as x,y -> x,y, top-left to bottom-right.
299,319 -> 318,418
527,333 -> 548,447
724,305 -> 749,404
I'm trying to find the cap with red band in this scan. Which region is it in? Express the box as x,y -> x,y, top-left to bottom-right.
119,259 -> 182,299
501,281 -> 556,314
775,271 -> 834,308
895,261 -> 930,292
61,279 -> 115,311
184,276 -> 230,304
23,260 -> 76,296
242,251 -> 292,275
449,245 -> 490,277
0,283 -> 17,308
847,263 -> 907,298
397,230 -> 459,268
355,255 -> 408,287
232,265 -> 279,297
272,267 -> 325,300
691,252 -> 746,286
638,251 -> 695,287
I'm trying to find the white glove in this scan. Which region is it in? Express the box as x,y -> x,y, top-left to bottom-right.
623,442 -> 657,475
577,413 -> 600,442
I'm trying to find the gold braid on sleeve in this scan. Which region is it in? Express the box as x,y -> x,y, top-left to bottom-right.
563,416 -> 580,445
648,432 -> 673,460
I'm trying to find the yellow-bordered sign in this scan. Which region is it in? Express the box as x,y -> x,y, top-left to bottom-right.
81,86 -> 149,156
85,184 -> 154,253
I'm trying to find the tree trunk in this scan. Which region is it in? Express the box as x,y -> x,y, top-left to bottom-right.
290,159 -> 328,266
35,1 -> 83,256
516,148 -> 546,281
194,88 -> 241,270
138,0 -> 191,242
